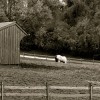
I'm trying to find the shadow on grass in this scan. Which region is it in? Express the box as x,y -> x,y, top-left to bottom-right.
0,63 -> 97,72
20,63 -> 68,70
20,63 -> 91,72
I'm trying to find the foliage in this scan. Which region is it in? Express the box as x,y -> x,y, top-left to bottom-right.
0,0 -> 100,58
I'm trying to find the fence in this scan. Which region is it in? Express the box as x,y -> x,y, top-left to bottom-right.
1,81 -> 100,100
20,52 -> 100,65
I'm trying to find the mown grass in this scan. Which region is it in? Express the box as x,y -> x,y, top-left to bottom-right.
0,61 -> 100,100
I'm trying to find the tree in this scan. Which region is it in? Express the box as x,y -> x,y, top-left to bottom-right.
0,1 -> 9,22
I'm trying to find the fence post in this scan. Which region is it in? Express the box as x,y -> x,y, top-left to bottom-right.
93,56 -> 94,65
46,56 -> 47,61
89,82 -> 93,100
81,58 -> 82,64
46,82 -> 49,100
1,82 -> 3,100
68,57 -> 70,66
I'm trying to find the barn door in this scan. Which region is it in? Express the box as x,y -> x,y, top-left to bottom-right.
0,45 -> 1,63
0,29 -> 9,64
0,30 -> 4,64
0,33 -> 1,63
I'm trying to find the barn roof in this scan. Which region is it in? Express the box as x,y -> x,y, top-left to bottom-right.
0,22 -> 13,28
0,21 -> 27,35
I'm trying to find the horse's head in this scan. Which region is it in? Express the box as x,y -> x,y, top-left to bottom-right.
55,56 -> 58,62
55,55 -> 61,62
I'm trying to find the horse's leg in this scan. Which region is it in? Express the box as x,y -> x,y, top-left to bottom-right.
64,59 -> 67,64
58,60 -> 60,63
63,59 -> 67,64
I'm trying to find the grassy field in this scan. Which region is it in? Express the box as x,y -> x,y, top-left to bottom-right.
0,59 -> 100,100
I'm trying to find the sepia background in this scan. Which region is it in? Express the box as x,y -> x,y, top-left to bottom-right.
0,0 -> 100,100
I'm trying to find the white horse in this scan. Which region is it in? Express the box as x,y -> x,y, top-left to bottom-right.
55,55 -> 67,64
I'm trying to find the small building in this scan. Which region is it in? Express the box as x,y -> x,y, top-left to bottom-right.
0,22 -> 26,64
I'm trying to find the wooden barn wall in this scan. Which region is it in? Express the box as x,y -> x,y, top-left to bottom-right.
0,25 -> 25,64
0,30 -> 2,63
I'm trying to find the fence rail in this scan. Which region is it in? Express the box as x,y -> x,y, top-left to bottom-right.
1,82 -> 100,100
20,52 -> 100,65
3,86 -> 100,90
1,93 -> 100,97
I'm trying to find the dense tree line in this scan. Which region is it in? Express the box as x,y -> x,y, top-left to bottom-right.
0,0 -> 100,58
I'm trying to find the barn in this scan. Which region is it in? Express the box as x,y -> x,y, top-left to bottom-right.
0,21 -> 26,64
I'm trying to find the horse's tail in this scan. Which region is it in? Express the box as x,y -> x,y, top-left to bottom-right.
62,56 -> 67,64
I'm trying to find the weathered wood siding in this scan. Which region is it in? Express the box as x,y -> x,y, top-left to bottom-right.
0,24 -> 25,64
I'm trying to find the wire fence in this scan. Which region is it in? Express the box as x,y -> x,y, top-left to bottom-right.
20,52 -> 100,65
